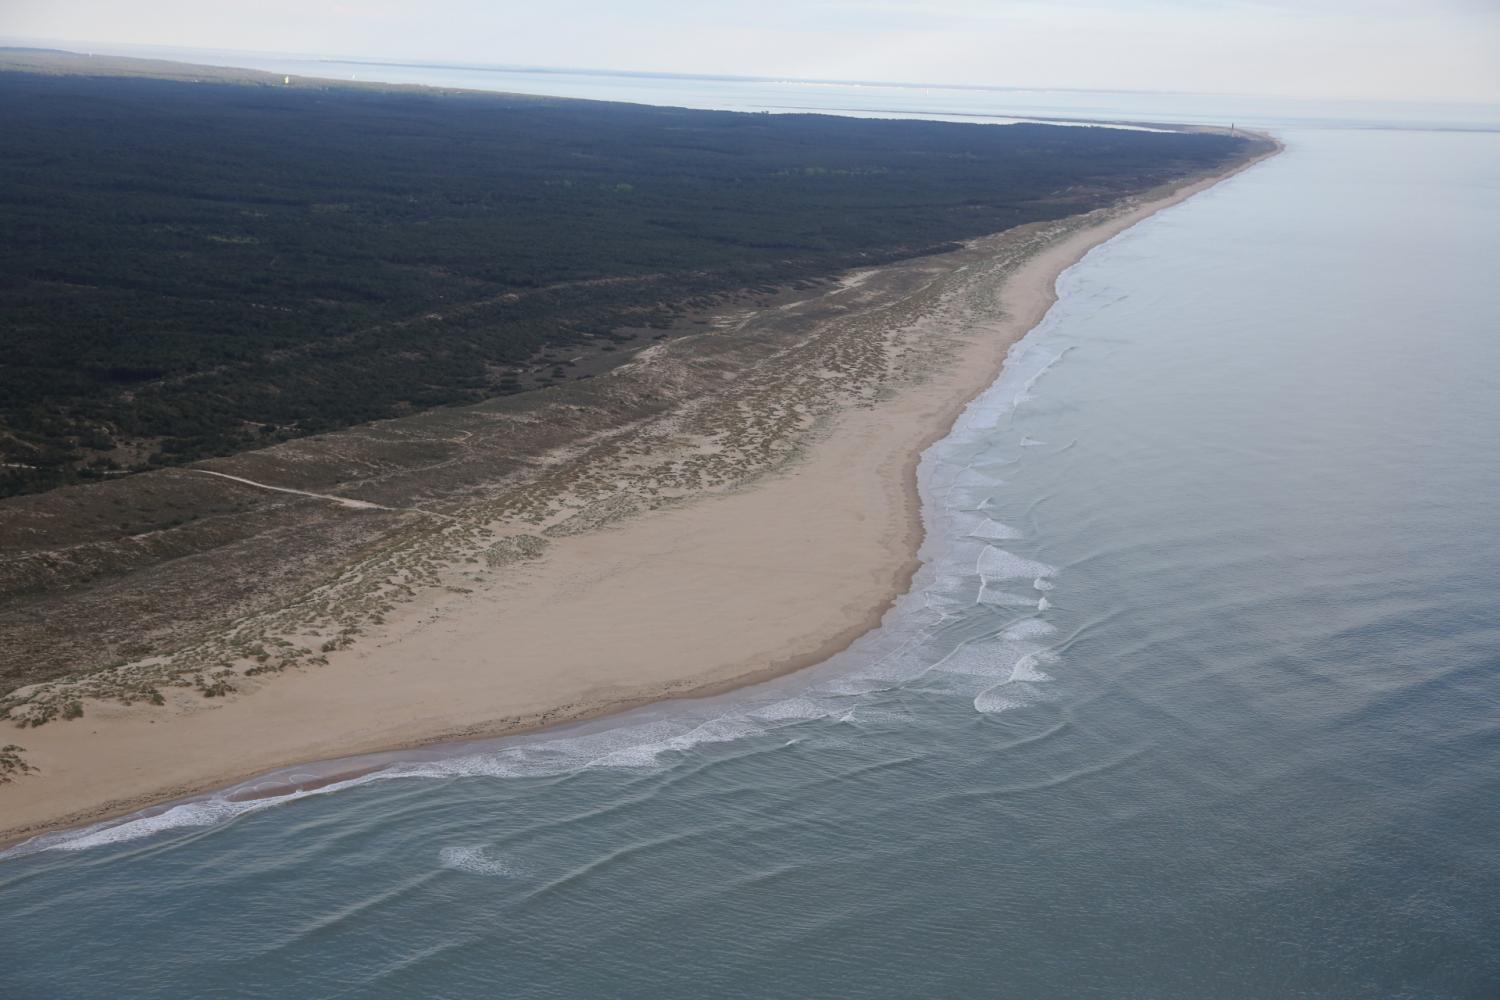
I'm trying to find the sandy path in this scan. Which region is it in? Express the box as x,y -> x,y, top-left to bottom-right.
188,469 -> 391,510
187,469 -> 455,519
0,144 -> 1279,846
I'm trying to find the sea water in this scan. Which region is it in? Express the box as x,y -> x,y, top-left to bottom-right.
2,77 -> 1499,998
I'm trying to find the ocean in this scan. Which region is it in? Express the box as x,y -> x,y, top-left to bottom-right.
2,59 -> 1499,998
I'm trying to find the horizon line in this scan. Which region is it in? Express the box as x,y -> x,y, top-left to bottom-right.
4,36 -> 1499,112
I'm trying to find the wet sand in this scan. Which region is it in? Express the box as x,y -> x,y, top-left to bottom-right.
0,141 -> 1279,848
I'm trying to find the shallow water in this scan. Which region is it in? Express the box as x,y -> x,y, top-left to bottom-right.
4,103 -> 1500,997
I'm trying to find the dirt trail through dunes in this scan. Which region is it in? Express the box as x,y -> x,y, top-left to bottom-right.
187,470 -> 454,520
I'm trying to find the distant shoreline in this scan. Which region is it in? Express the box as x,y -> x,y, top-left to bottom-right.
0,41 -> 1243,99
0,134 -> 1280,852
0,46 -> 1222,133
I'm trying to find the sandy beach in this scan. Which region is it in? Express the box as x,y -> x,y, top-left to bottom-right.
0,140 -> 1278,848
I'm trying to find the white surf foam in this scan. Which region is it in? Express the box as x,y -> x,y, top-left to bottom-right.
976,546 -> 1057,581
978,584 -> 1039,607
969,518 -> 1022,541
1011,651 -> 1058,683
1002,619 -> 1057,641
973,682 -> 1051,714
439,845 -> 517,876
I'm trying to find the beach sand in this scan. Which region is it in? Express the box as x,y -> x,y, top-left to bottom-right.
0,141 -> 1279,847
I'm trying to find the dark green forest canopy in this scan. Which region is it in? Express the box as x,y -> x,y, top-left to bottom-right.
0,69 -> 1249,495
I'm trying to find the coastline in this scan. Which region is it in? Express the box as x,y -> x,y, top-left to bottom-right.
0,138 -> 1281,850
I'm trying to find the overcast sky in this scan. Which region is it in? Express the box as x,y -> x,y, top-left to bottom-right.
5,0 -> 1498,103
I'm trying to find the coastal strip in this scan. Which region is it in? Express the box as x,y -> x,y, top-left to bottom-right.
0,135 -> 1280,849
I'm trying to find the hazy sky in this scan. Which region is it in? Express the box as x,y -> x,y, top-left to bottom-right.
5,0 -> 1498,103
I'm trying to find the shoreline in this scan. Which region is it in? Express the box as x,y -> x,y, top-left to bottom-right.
0,138 -> 1281,851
